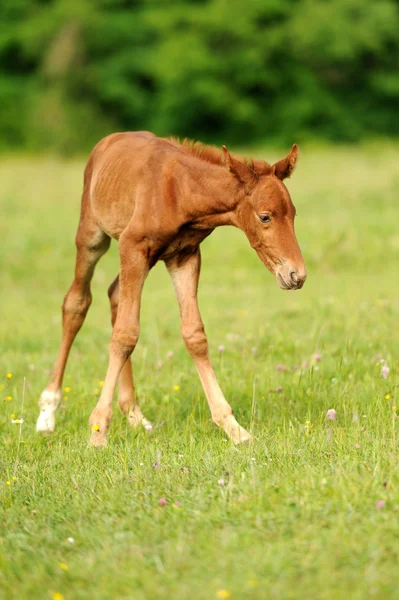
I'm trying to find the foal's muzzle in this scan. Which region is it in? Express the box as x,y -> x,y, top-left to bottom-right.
276,263 -> 307,290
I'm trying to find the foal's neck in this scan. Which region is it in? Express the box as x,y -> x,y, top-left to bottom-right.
176,159 -> 242,228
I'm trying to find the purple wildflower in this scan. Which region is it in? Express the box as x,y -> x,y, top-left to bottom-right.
381,363 -> 390,380
326,409 -> 336,421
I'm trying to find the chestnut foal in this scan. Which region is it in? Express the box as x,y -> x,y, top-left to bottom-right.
36,132 -> 306,446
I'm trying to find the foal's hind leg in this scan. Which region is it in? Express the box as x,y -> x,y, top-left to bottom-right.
108,276 -> 153,431
36,224 -> 110,433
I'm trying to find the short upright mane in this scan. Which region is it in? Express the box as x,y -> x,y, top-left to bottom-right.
167,136 -> 225,166
167,136 -> 272,176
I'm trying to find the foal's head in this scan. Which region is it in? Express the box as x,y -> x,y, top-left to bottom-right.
223,145 -> 306,290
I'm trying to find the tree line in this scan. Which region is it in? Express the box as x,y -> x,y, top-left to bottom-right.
0,0 -> 398,152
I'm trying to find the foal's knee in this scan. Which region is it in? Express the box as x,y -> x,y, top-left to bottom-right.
181,323 -> 208,357
62,286 -> 92,318
111,328 -> 140,359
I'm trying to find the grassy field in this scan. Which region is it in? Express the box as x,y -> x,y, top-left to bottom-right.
1,143 -> 399,600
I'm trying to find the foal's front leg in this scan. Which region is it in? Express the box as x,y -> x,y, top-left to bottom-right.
166,250 -> 252,444
89,239 -> 149,447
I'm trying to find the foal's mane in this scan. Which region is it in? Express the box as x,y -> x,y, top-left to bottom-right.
167,136 -> 225,166
167,136 -> 272,176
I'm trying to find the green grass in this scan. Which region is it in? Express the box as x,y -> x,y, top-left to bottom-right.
1,143 -> 399,600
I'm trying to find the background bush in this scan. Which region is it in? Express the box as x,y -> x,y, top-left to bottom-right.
0,0 -> 398,152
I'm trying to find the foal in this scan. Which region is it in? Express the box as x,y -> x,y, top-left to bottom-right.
36,132 -> 306,446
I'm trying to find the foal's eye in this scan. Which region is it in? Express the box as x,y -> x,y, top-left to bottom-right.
258,214 -> 271,223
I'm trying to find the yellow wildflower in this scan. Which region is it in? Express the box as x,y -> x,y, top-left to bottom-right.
93,424 -> 100,431
6,373 -> 12,379
59,563 -> 68,571
11,414 -> 15,419
99,380 -> 105,387
6,396 -> 12,401
6,481 -> 11,486
64,387 -> 70,393
52,594 -> 64,600
216,591 -> 231,599
386,394 -> 391,400
12,476 -> 17,482
306,420 -> 311,425
173,385 -> 180,391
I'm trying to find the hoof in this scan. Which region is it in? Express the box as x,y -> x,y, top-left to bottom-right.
222,415 -> 253,445
89,430 -> 108,448
36,410 -> 56,433
36,390 -> 61,433
142,418 -> 154,431
232,427 -> 253,445
126,406 -> 153,431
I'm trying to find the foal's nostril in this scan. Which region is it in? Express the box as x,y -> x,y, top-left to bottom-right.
276,265 -> 306,290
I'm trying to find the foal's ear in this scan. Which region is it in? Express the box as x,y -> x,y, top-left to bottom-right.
272,144 -> 299,180
222,145 -> 258,191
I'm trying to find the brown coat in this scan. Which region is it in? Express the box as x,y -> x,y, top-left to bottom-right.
36,132 -> 306,445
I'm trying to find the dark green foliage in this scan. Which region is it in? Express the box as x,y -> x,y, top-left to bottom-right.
0,0 -> 398,152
